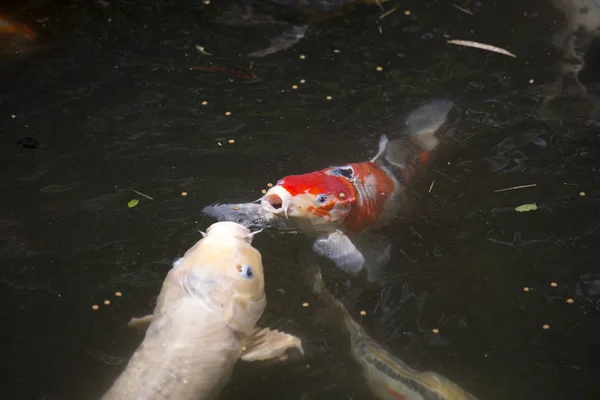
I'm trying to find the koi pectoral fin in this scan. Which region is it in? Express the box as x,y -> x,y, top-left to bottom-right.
312,231 -> 365,274
127,314 -> 154,331
241,327 -> 304,362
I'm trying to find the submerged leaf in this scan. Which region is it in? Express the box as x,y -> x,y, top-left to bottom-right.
515,203 -> 537,212
127,199 -> 139,208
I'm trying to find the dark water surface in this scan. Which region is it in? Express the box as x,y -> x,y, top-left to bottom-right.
2,0 -> 600,399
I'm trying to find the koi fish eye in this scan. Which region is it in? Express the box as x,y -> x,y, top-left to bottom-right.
237,264 -> 254,279
172,257 -> 184,268
316,194 -> 327,203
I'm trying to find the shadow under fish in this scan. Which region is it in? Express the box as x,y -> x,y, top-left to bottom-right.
307,261 -> 480,400
203,99 -> 455,282
215,0 -> 388,57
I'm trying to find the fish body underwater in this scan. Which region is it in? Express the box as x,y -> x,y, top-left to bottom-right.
203,99 -> 455,279
0,14 -> 37,39
101,221 -> 304,400
309,264 -> 479,400
215,0 -> 389,57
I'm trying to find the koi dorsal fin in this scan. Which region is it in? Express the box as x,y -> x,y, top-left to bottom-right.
369,134 -> 389,163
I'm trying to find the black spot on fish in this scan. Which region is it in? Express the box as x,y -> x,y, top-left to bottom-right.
327,166 -> 354,179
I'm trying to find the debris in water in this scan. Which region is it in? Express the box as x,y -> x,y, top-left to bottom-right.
429,180 -> 435,193
379,6 -> 399,19
447,39 -> 517,58
194,44 -> 212,56
494,184 -> 537,192
452,4 -> 474,15
130,189 -> 154,200
127,199 -> 140,208
515,203 -> 538,212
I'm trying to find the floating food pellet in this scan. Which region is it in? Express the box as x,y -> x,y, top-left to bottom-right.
261,189 -> 267,194
542,324 -> 550,330
432,328 -> 440,334
302,302 -> 309,307
225,111 -> 231,116
404,10 -> 411,15
11,114 -> 16,118
236,264 -> 242,272
333,49 -> 340,53
326,96 -> 333,100
181,192 -> 188,197
233,206 -> 240,211
339,192 -> 346,199
267,183 -> 273,187
201,101 -> 208,105
523,287 -> 530,292
292,85 -> 298,89
227,139 -> 235,144
550,282 -> 557,288
115,291 -> 122,297
300,79 -> 306,84
299,54 -> 306,59
529,79 -> 534,84
104,300 -> 111,305
566,298 -> 574,304
376,66 -> 383,72
579,192 -> 585,197
203,0 -> 210,4
359,310 -> 367,316
242,345 -> 247,351
92,305 -> 99,310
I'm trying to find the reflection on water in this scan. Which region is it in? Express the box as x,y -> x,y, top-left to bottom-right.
1,0 -> 599,399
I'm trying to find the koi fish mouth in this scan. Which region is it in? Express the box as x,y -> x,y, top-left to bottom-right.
260,186 -> 292,219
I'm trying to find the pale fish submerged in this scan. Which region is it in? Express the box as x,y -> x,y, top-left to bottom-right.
203,99 -> 454,280
101,221 -> 304,400
309,263 -> 480,400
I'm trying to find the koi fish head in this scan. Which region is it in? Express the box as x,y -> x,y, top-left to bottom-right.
260,166 -> 358,230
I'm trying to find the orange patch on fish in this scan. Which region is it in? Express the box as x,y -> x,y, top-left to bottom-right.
0,14 -> 37,39
384,385 -> 408,400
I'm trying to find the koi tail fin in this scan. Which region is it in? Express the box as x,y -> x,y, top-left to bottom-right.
378,98 -> 454,182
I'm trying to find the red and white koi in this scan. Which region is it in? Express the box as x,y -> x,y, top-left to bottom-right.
203,99 -> 454,277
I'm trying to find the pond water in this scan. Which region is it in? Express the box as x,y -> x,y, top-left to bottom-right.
1,0 -> 599,399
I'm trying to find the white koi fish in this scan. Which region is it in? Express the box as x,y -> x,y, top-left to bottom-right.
101,221 -> 304,400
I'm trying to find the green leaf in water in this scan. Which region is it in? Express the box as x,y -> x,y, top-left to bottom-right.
127,199 -> 140,208
515,203 -> 537,212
